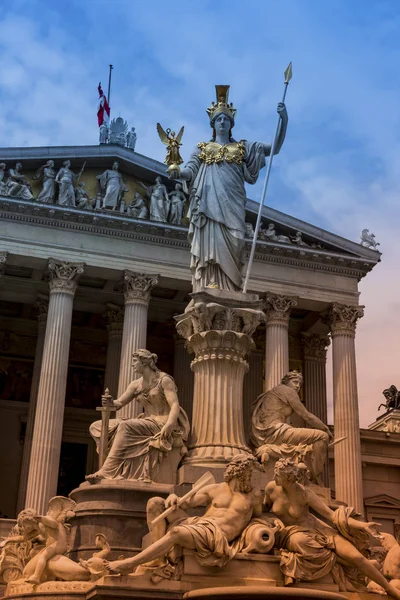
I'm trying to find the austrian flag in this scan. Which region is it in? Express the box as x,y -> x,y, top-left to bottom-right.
97,84 -> 110,127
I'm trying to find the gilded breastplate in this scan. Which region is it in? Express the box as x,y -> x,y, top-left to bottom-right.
197,141 -> 245,165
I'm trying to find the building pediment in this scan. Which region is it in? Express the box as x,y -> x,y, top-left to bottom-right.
0,145 -> 380,282
364,495 -> 400,509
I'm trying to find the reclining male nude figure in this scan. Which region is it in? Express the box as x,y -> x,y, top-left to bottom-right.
106,455 -> 262,574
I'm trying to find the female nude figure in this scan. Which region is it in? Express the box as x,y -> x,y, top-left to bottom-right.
264,457 -> 400,599
86,350 -> 189,483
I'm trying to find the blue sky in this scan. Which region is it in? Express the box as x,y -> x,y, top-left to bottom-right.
1,0 -> 400,426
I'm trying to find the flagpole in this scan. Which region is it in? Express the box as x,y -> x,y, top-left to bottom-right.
242,62 -> 292,294
107,64 -> 113,108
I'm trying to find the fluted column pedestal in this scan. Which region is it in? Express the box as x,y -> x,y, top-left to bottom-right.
302,333 -> 331,486
328,303 -> 364,513
176,290 -> 264,482
117,271 -> 158,418
17,294 -> 49,512
25,260 -> 84,513
243,351 -> 264,443
264,294 -> 297,390
104,304 -> 124,398
173,337 -> 194,422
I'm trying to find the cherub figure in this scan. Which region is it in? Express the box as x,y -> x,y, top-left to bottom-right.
156,123 -> 184,171
24,496 -> 76,585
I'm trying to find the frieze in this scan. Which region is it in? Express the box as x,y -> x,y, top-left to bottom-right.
0,197 -> 377,280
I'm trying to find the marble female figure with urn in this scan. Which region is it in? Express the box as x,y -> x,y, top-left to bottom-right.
168,85 -> 288,292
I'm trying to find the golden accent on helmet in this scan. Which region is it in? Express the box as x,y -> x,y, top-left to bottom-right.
206,85 -> 237,121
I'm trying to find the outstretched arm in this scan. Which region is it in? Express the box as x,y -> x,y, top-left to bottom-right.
263,103 -> 288,157
286,390 -> 332,436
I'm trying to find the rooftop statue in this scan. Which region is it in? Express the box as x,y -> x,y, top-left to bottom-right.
167,85 -> 288,292
126,126 -> 137,151
360,228 -> 380,250
259,222 -> 291,243
75,182 -> 94,210
33,160 -> 56,204
97,161 -> 128,210
5,163 -> 33,201
127,193 -> 148,219
265,456 -> 400,599
55,160 -> 85,207
141,176 -> 170,223
378,384 -> 400,412
86,349 -> 190,484
168,183 -> 187,224
0,163 -> 6,194
251,371 -> 331,484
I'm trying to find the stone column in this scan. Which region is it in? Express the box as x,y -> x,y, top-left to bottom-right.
264,294 -> 297,390
25,260 -> 84,513
17,294 -> 49,512
176,291 -> 264,479
173,336 -> 194,422
104,303 -> 124,398
327,303 -> 364,513
117,271 -> 158,418
243,351 -> 264,443
302,333 -> 330,423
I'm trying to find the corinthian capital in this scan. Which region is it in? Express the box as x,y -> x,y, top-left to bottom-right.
326,303 -> 364,336
34,294 -> 49,324
105,303 -> 124,333
264,293 -> 297,326
302,333 -> 330,361
48,259 -> 85,294
0,251 -> 7,276
122,271 -> 158,305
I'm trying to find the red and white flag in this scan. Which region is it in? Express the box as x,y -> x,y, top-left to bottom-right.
97,83 -> 110,127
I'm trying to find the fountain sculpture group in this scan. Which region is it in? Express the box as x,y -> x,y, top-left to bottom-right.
0,86 -> 394,600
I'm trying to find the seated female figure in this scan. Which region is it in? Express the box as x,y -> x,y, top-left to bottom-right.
86,350 -> 190,484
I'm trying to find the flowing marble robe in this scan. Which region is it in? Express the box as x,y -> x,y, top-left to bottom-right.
98,169 -> 127,209
56,167 -> 76,207
185,140 -> 266,292
37,166 -> 56,203
89,374 -> 190,482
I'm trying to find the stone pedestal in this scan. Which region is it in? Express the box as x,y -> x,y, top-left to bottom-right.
175,290 -> 264,482
104,304 -> 124,398
327,303 -> 364,513
16,295 -> 49,512
25,260 -> 84,513
68,480 -> 179,561
117,271 -> 158,419
264,294 -> 297,391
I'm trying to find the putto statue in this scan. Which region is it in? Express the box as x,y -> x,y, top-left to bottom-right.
86,349 -> 189,484
251,371 -> 331,483
168,85 -> 288,292
33,160 -> 56,204
360,228 -> 380,250
0,497 -> 110,584
265,456 -> 400,597
378,385 -> 400,412
97,161 -> 128,210
5,163 -> 33,201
